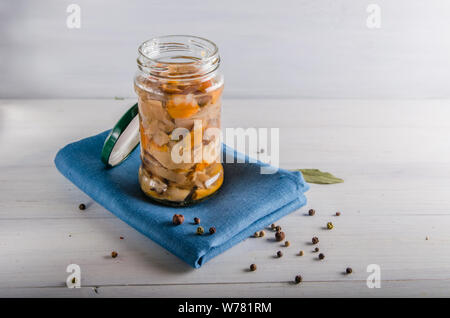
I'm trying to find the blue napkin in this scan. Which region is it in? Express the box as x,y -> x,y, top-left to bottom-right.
54,131 -> 309,268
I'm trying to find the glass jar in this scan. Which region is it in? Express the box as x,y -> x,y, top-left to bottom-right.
134,35 -> 224,206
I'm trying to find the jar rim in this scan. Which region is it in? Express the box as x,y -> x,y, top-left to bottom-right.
138,35 -> 219,65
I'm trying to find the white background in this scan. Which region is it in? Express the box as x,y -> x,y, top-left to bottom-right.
1,0 -> 450,99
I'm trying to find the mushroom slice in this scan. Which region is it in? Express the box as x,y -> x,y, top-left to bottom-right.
165,186 -> 191,202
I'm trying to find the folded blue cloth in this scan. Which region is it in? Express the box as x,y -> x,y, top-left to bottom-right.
54,131 -> 309,268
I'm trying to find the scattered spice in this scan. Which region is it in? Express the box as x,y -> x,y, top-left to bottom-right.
277,251 -> 283,258
111,251 -> 118,258
284,241 -> 290,247
78,203 -> 86,211
259,230 -> 265,237
426,236 -> 429,240
72,277 -> 76,284
275,225 -> 282,232
346,267 -> 353,274
250,264 -> 257,271
336,212 -> 341,216
314,247 -> 319,252
194,217 -> 200,224
318,253 -> 325,260
312,236 -> 319,244
275,231 -> 286,242
197,226 -> 204,235
172,214 -> 184,225
295,275 -> 302,284
327,222 -> 334,230
120,236 -> 124,240
308,209 -> 315,216
209,227 -> 216,235
271,224 -> 276,230
254,232 -> 260,238
299,250 -> 304,256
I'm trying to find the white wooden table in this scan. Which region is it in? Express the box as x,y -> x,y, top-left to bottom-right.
1,99 -> 450,297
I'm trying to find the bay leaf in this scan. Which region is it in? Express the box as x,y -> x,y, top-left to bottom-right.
292,169 -> 344,184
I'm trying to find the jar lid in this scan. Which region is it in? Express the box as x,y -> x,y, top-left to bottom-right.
101,103 -> 140,168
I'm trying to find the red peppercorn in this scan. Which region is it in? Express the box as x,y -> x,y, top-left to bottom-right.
172,214 -> 184,225
275,231 -> 286,242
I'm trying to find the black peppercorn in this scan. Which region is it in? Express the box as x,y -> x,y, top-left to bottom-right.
336,212 -> 341,216
314,247 -> 319,252
277,251 -> 283,258
78,203 -> 86,210
250,264 -> 257,271
275,225 -> 282,232
308,209 -> 315,216
346,267 -> 353,274
312,236 -> 319,244
209,227 -> 216,235
111,251 -> 118,258
318,253 -> 325,260
194,217 -> 200,224
295,275 -> 302,284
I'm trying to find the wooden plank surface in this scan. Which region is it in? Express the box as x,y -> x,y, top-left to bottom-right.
1,99 -> 450,297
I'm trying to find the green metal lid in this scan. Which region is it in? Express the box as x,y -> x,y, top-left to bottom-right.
101,103 -> 140,168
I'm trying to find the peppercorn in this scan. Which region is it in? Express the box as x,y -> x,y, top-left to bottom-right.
346,267 -> 353,274
275,231 -> 286,242
209,227 -> 216,235
111,251 -> 118,258
72,277 -> 76,284
275,225 -> 282,232
119,236 -> 124,240
277,251 -> 283,258
295,275 -> 302,284
314,247 -> 319,252
194,217 -> 200,224
327,222 -> 334,230
299,250 -> 304,256
285,241 -> 290,247
259,230 -> 265,237
312,236 -> 319,244
271,224 -> 276,230
336,212 -> 341,216
197,226 -> 204,235
318,253 -> 325,260
78,203 -> 86,211
308,209 -> 315,216
250,264 -> 257,271
172,214 -> 184,225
